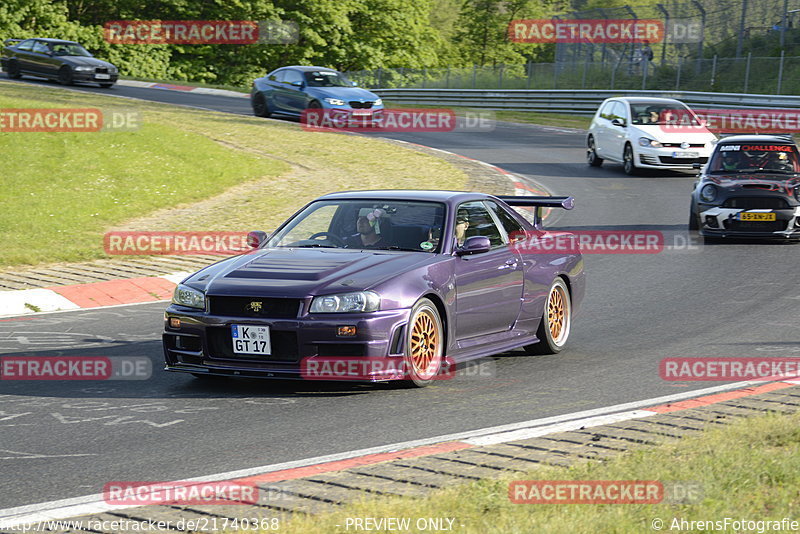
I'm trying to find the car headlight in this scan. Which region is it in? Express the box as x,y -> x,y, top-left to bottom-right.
108,66 -> 118,73
74,66 -> 94,72
324,97 -> 346,106
310,291 -> 380,313
373,98 -> 382,106
639,137 -> 662,148
700,184 -> 718,202
172,284 -> 205,309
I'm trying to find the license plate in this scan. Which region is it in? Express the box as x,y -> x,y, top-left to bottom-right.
671,151 -> 698,158
738,212 -> 776,221
231,324 -> 271,355
352,110 -> 372,116
95,74 -> 111,80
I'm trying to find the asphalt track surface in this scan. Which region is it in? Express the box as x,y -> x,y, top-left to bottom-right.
2,76 -> 798,510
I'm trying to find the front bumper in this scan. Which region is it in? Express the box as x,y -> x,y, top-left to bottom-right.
163,305 -> 411,381
72,71 -> 118,84
698,206 -> 800,239
637,146 -> 710,169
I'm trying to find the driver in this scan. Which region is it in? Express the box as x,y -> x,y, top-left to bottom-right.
720,151 -> 741,172
645,107 -> 661,124
764,150 -> 793,172
454,209 -> 470,246
344,209 -> 385,248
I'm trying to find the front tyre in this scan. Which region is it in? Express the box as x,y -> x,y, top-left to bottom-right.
689,201 -> 699,231
401,298 -> 443,387
623,143 -> 638,176
587,137 -> 603,167
525,277 -> 572,355
252,93 -> 271,117
57,66 -> 74,85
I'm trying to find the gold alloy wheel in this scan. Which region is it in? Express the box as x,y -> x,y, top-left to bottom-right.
409,307 -> 440,378
547,284 -> 567,343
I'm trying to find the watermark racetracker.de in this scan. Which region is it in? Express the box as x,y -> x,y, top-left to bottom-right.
104,20 -> 299,44
0,356 -> 151,380
0,108 -> 141,132
508,480 -> 703,504
301,108 -> 495,133
104,231 -> 251,256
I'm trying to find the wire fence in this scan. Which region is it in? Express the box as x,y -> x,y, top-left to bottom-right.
554,0 -> 800,65
347,54 -> 800,96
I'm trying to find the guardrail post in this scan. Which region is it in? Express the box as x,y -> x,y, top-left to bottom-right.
710,55 -> 717,88
743,52 -> 751,92
777,50 -> 785,94
642,60 -> 648,90
675,56 -> 682,90
581,60 -> 588,89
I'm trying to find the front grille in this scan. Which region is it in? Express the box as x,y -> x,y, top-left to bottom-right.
722,196 -> 788,209
723,219 -> 787,232
207,327 -> 299,361
349,101 -> 373,109
95,67 -> 109,74
661,143 -> 705,148
208,296 -> 301,318
658,156 -> 708,164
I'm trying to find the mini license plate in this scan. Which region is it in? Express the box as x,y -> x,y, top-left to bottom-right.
231,324 -> 271,355
95,73 -> 111,80
352,110 -> 372,116
738,212 -> 776,221
671,151 -> 698,158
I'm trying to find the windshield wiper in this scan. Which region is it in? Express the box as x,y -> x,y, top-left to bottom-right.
294,243 -> 338,248
373,246 -> 425,252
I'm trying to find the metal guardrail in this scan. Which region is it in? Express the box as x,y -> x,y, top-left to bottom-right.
373,89 -> 800,114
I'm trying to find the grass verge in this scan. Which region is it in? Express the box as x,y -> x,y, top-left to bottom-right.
0,82 -> 468,268
268,411 -> 800,533
384,101 -> 591,130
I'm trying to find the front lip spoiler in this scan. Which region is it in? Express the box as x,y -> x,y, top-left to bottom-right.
699,229 -> 800,239
164,363 -> 404,382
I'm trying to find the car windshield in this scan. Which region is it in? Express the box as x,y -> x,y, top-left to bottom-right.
303,70 -> 353,87
50,43 -> 92,57
708,144 -> 800,174
266,199 -> 446,252
630,103 -> 698,125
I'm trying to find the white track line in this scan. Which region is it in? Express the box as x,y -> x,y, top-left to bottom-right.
0,378 -> 769,527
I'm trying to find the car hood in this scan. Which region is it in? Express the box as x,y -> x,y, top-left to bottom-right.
62,56 -> 115,68
631,124 -> 715,144
304,86 -> 379,102
706,173 -> 800,190
187,248 -> 435,298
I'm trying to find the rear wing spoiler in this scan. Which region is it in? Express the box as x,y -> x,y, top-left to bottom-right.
495,195 -> 574,227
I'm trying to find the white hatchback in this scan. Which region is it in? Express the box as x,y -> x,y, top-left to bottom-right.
586,97 -> 717,175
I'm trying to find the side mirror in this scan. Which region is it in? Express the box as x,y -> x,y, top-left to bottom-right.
290,80 -> 304,88
247,230 -> 268,248
351,81 -> 358,87
457,236 -> 491,256
692,162 -> 702,175
611,118 -> 626,127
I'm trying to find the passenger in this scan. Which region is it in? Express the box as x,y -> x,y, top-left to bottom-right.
454,210 -> 470,246
344,210 -> 385,248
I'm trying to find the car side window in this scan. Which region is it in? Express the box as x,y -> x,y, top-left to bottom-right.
16,39 -> 34,51
268,69 -> 284,83
456,201 -> 505,248
486,201 -> 525,243
599,101 -> 616,120
613,102 -> 629,123
32,41 -> 50,54
283,70 -> 303,85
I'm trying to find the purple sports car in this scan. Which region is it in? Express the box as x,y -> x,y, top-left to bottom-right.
163,190 -> 585,387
